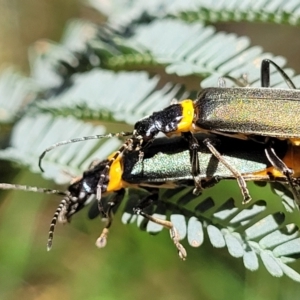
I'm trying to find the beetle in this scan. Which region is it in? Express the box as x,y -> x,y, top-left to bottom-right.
38,59 -> 300,205
190,59 -> 300,202
121,59 -> 300,202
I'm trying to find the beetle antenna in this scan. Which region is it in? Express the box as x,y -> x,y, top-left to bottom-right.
261,59 -> 296,89
38,131 -> 133,172
47,196 -> 70,251
0,183 -> 67,196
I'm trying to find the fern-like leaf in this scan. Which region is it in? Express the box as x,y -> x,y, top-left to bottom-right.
0,68 -> 39,124
122,183 -> 300,282
87,0 -> 300,26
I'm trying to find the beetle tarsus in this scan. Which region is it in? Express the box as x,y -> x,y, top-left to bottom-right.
96,228 -> 109,248
170,227 -> 187,260
134,208 -> 187,260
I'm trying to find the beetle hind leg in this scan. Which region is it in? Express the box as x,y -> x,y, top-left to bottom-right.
203,138 -> 252,204
134,208 -> 187,260
265,144 -> 300,206
133,190 -> 187,260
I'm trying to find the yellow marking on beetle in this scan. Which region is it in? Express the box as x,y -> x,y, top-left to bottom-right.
253,166 -> 286,178
282,144 -> 300,178
290,138 -> 300,146
106,152 -> 126,192
174,100 -> 195,133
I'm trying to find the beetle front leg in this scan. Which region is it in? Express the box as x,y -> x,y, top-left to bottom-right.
95,189 -> 126,248
95,201 -> 115,248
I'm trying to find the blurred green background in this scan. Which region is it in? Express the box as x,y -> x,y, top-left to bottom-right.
1,1 -> 300,300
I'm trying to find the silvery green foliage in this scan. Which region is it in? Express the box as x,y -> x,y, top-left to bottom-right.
87,0 -> 300,27
0,68 -> 39,123
123,183 -> 300,282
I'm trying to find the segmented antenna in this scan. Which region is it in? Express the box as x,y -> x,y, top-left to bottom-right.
0,183 -> 72,251
38,131 -> 133,172
0,183 -> 67,196
47,197 -> 70,251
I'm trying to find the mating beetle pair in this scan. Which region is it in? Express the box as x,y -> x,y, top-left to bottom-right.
80,134 -> 299,259
39,59 -> 300,207
2,133 -> 296,259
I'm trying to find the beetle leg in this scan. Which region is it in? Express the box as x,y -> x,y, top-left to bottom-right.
203,138 -> 252,204
133,191 -> 187,260
95,201 -> 115,248
182,132 -> 203,196
135,208 -> 187,260
95,189 -> 126,248
265,144 -> 300,206
201,176 -> 221,189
